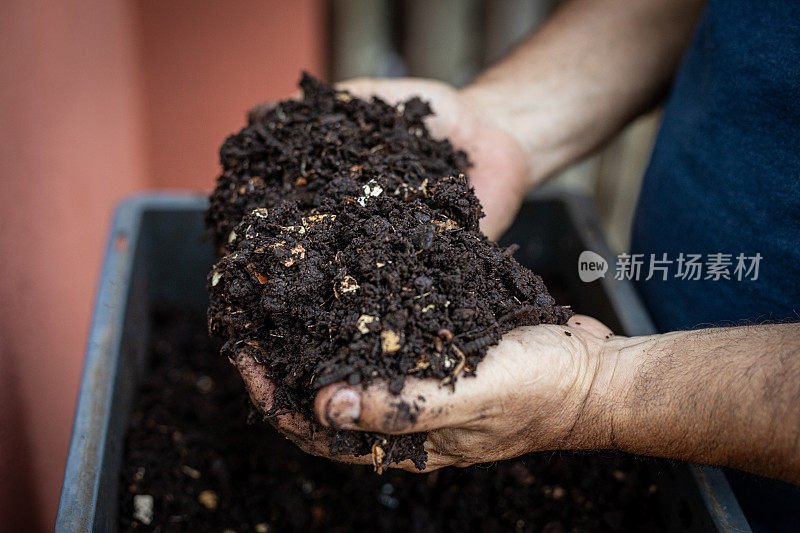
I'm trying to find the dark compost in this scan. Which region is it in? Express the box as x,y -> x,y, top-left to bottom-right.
205,74 -> 571,469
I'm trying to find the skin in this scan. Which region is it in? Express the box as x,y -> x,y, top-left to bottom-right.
237,0 -> 800,483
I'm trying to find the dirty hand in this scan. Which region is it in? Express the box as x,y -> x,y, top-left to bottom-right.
235,315 -> 621,472
336,78 -> 530,240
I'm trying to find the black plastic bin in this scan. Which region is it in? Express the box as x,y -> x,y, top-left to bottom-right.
56,191 -> 750,532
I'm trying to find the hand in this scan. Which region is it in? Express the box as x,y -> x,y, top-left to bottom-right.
337,78 -> 531,240
235,315 -> 621,472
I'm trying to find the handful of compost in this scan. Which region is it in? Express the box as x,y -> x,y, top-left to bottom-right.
206,74 -> 571,470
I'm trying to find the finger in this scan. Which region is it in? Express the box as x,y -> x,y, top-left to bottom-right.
314,369 -> 491,435
314,321 -> 589,435
247,90 -> 302,123
233,353 -> 275,413
567,314 -> 613,339
247,100 -> 278,123
335,78 -> 458,137
336,78 -> 447,105
367,439 -> 458,473
392,456 -> 453,473
233,354 -> 380,465
233,354 -> 329,450
271,410 -> 338,458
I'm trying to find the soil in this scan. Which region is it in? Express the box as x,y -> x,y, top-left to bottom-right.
205,74 -> 572,469
118,308 -> 664,532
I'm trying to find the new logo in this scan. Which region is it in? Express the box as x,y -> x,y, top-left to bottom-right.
578,250 -> 608,282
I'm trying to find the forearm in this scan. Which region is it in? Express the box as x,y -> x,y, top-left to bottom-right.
591,324 -> 800,483
461,0 -> 705,186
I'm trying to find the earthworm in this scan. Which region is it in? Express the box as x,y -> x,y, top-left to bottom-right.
454,305 -> 538,343
437,328 -> 454,341
461,330 -> 503,356
451,344 -> 467,378
440,344 -> 467,391
497,304 -> 537,325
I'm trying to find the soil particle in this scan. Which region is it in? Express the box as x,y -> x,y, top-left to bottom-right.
206,74 -> 571,468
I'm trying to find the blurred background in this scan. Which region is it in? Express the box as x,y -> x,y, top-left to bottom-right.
0,0 -> 659,528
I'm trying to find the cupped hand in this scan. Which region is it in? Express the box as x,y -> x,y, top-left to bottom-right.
336,78 -> 530,240
235,315 -> 620,472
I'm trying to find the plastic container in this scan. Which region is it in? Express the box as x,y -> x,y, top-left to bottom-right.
56,192 -> 750,532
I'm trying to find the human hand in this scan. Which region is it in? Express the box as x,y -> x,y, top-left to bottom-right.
235,315 -> 623,472
335,78 -> 530,240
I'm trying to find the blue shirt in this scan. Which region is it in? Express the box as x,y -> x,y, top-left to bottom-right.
633,0 -> 799,332
631,1 -> 799,528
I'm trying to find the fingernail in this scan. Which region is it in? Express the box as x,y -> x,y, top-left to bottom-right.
326,388 -> 361,428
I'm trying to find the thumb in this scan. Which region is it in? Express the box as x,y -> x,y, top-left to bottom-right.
335,78 -> 459,138
314,374 -> 486,435
567,314 -> 614,339
233,353 -> 275,412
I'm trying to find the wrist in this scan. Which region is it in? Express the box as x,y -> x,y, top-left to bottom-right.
571,334 -> 652,451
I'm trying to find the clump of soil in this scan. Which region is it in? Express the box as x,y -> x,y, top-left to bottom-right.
205,73 -> 479,254
118,309 -> 663,532
206,74 -> 571,469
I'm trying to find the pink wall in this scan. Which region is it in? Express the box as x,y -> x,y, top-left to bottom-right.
0,1 -> 326,529
137,0 -> 328,190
